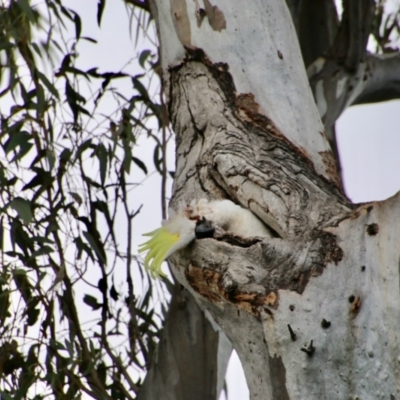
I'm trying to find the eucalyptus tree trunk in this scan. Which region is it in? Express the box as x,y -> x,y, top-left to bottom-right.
145,0 -> 400,399
136,283 -> 231,400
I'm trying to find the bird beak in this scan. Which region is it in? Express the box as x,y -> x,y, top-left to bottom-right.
195,218 -> 215,239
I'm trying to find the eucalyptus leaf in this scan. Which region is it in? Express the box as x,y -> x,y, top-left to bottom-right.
9,198 -> 32,224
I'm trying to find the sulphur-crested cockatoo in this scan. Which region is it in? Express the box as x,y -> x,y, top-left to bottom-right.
138,199 -> 272,278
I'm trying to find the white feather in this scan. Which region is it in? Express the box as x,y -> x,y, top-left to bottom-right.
140,198 -> 271,278
162,214 -> 196,258
185,199 -> 272,237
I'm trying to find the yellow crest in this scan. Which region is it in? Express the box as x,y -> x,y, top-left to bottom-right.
138,227 -> 180,278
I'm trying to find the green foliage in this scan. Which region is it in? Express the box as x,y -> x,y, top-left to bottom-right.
0,0 -> 170,398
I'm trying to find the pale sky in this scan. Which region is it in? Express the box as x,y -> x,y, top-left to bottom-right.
337,101 -> 400,203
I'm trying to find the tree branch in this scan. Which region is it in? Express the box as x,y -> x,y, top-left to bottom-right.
311,50 -> 400,130
308,50 -> 400,146
354,52 -> 400,104
124,0 -> 150,13
137,285 -> 231,400
328,0 -> 375,71
304,0 -> 374,178
286,0 -> 339,67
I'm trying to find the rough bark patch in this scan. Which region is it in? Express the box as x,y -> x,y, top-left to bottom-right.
185,264 -> 278,318
315,230 -> 344,267
175,49 -> 342,191
319,150 -> 341,187
169,57 -> 349,306
236,93 -> 260,115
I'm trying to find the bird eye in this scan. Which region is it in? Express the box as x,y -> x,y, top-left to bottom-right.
195,218 -> 215,239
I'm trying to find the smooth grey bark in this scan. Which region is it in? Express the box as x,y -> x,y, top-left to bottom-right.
353,52 -> 400,104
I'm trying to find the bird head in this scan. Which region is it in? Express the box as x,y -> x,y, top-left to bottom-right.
139,198 -> 271,278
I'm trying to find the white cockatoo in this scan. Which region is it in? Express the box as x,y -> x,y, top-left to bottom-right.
138,199 -> 272,278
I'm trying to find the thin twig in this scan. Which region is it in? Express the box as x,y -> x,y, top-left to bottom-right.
160,78 -> 169,220
124,0 -> 151,13
120,169 -> 145,363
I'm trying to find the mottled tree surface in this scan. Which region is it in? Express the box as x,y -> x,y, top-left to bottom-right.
138,1 -> 400,399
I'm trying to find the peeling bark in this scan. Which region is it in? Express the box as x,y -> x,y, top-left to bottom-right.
168,60 -> 347,230
148,0 -> 400,399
